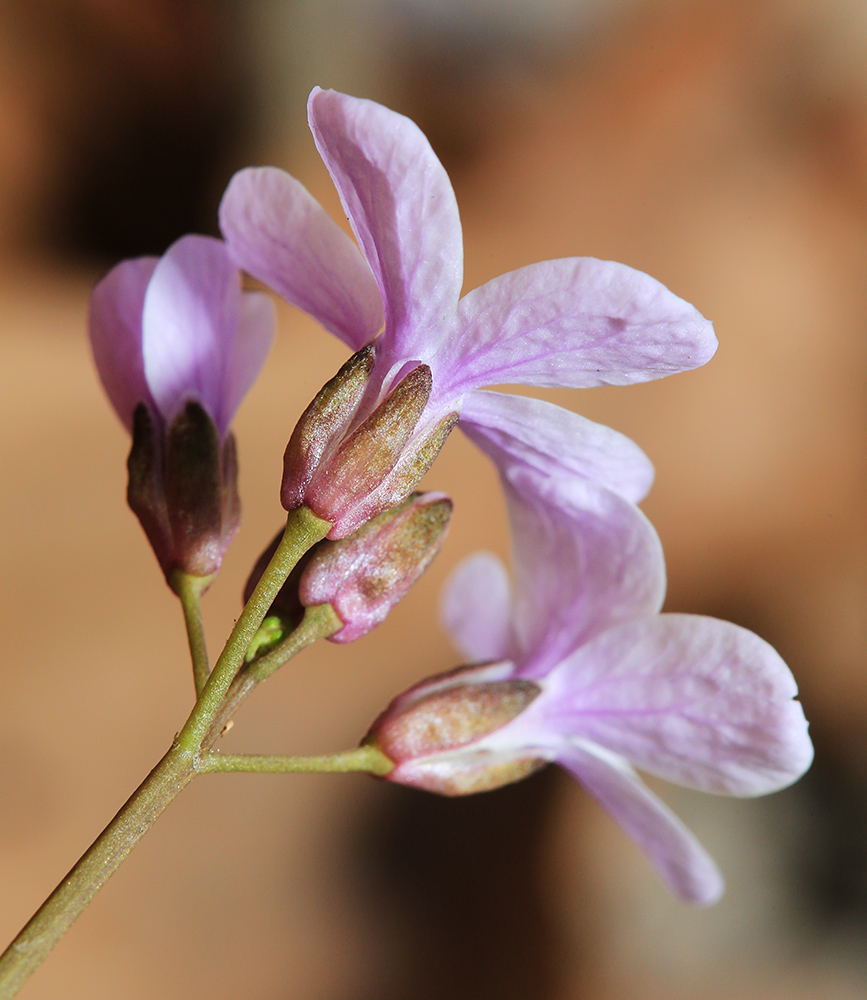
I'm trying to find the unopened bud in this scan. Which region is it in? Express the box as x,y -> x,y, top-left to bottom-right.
281,345 -> 458,538
127,400 -> 239,584
300,492 -> 453,642
364,663 -> 545,795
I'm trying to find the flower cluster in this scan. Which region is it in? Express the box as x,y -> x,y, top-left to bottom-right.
88,89 -> 812,905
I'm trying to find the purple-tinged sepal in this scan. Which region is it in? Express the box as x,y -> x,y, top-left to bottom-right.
127,400 -> 240,585
300,492 -> 453,642
281,345 -> 375,511
281,345 -> 458,538
126,403 -> 173,577
165,400 -> 240,580
364,662 -> 545,795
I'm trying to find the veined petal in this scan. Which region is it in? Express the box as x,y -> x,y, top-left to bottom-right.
501,467 -> 666,675
459,389 -> 655,504
307,88 -> 464,365
219,166 -> 383,350
440,551 -> 515,662
542,615 -> 814,796
142,235 -> 241,435
557,743 -> 725,905
441,257 -> 717,397
89,256 -> 159,431
222,290 -> 275,433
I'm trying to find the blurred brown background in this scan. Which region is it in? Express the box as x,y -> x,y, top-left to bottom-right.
1,0 -> 866,997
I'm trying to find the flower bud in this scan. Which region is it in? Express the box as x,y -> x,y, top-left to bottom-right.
281,345 -> 375,510
364,663 -> 545,795
127,400 -> 239,585
281,345 -> 458,538
300,492 -> 453,643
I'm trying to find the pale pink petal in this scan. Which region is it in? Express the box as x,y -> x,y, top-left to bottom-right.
440,257 -> 717,397
221,290 -> 275,432
141,235 -> 241,434
307,88 -> 463,366
542,615 -> 814,796
558,743 -> 725,905
88,256 -> 159,431
219,166 -> 383,350
440,552 -> 515,662
501,468 -> 666,676
459,389 -> 655,504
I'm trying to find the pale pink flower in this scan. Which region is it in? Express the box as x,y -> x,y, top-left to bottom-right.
219,88 -> 716,536
366,458 -> 813,905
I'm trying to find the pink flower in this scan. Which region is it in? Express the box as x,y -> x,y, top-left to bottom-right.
90,234 -> 274,439
89,234 -> 274,580
219,88 -> 717,536
365,458 -> 813,905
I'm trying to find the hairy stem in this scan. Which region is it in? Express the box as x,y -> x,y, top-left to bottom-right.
0,745 -> 197,999
248,603 -> 341,682
0,506 -> 331,997
203,604 -> 343,749
171,570 -> 212,694
177,506 -> 330,754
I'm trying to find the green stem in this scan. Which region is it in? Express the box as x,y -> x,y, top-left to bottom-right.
171,570 -> 212,695
200,745 -> 394,775
0,506 -> 331,998
0,744 -> 198,999
176,506 -> 330,754
201,603 -> 343,749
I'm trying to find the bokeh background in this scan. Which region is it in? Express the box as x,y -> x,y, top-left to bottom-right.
2,0 -> 866,997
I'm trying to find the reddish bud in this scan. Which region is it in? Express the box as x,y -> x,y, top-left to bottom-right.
281,345 -> 374,510
300,492 -> 453,642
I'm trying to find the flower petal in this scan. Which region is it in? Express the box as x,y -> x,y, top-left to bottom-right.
219,166 -> 383,351
500,467 -> 666,676
307,88 -> 464,365
88,256 -> 159,431
542,614 -> 814,796
141,235 -> 242,434
459,389 -> 655,504
440,551 -> 515,662
222,289 -> 275,432
557,742 -> 725,905
440,257 -> 717,397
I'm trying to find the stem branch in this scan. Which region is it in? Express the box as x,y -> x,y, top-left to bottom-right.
171,570 -> 212,695
177,506 -> 329,753
201,745 -> 393,775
